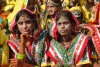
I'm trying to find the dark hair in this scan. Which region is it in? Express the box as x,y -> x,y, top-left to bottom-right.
47,0 -> 62,6
15,10 -> 37,23
55,10 -> 76,25
13,9 -> 38,35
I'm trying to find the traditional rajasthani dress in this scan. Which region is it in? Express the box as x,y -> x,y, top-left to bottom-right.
40,33 -> 91,67
41,10 -> 92,66
89,24 -> 100,64
76,24 -> 100,65
87,3 -> 100,63
8,30 -> 48,66
8,9 -> 46,66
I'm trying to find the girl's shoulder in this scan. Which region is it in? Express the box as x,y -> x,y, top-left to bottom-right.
8,34 -> 20,46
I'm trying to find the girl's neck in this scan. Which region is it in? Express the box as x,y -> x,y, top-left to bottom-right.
62,35 -> 72,43
61,35 -> 73,49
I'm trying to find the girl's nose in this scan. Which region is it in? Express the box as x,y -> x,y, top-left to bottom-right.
23,23 -> 27,29
61,24 -> 65,29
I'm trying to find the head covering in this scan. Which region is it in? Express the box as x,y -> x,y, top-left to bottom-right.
51,10 -> 79,39
47,0 -> 62,6
95,2 -> 100,24
90,2 -> 100,24
10,9 -> 40,39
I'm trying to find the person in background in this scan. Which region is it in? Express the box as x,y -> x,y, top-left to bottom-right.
76,2 -> 100,66
40,0 -> 63,30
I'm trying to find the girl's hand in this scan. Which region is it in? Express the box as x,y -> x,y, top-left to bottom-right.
93,62 -> 100,67
76,24 -> 94,37
10,58 -> 23,67
20,33 -> 33,43
19,34 -> 27,54
20,34 -> 26,43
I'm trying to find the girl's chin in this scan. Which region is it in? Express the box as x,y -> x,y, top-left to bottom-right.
60,33 -> 69,36
48,12 -> 54,16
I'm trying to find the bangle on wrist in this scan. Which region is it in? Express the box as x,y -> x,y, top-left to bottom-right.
16,53 -> 26,60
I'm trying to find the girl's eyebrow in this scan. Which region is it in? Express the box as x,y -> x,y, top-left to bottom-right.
17,19 -> 33,23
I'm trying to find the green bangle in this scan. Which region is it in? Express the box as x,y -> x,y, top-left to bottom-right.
16,53 -> 26,60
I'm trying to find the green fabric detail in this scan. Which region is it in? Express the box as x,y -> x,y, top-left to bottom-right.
67,34 -> 81,61
51,39 -> 68,67
50,34 -> 83,66
35,31 -> 48,65
36,38 -> 45,65
37,30 -> 48,42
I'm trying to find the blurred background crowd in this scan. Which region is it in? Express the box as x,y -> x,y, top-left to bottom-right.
0,0 -> 100,67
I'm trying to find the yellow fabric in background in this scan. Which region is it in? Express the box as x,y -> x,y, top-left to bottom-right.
0,30 -> 9,65
0,30 -> 6,45
69,6 -> 81,12
79,0 -> 87,5
63,0 -> 70,6
2,40 -> 9,65
7,0 -> 27,27
40,4 -> 46,11
4,0 -> 16,11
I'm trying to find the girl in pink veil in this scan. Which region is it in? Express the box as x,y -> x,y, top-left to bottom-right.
8,9 -> 46,67
45,10 -> 91,67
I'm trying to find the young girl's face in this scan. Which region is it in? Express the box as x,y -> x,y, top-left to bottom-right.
17,14 -> 34,35
57,16 -> 72,36
47,2 -> 58,16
